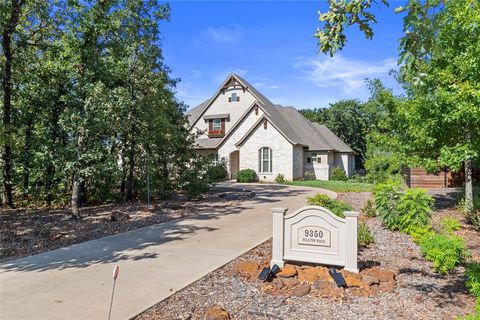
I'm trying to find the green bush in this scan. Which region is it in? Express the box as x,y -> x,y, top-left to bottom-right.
180,157 -> 210,200
373,180 -> 402,230
440,217 -> 462,235
358,222 -> 375,248
236,169 -> 257,183
331,166 -> 348,181
362,199 -> 377,217
207,163 -> 228,183
307,194 -> 352,218
419,233 -> 467,274
409,225 -> 435,243
275,174 -> 286,184
466,262 -> 480,297
397,188 -> 433,234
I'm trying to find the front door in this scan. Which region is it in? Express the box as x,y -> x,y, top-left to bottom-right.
229,150 -> 239,179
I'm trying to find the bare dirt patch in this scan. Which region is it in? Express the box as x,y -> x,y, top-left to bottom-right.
0,187 -> 254,262
136,191 -> 476,320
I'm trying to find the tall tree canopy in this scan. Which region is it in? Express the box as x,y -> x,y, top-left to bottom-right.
316,0 -> 480,211
1,0 -> 196,216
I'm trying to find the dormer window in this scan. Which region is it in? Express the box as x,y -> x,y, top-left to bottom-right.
228,92 -> 240,102
212,119 -> 221,131
208,118 -> 225,137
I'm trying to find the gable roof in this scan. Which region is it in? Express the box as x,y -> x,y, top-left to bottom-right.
186,73 -> 353,153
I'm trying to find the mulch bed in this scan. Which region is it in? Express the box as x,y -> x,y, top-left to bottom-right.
0,187 -> 254,262
137,191 -> 477,320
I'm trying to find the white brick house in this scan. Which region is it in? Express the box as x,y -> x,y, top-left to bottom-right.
187,73 -> 355,182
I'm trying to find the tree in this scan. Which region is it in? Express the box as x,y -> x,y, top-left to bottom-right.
316,0 -> 480,212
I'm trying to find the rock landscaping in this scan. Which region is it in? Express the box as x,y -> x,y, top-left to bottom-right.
136,191 -> 477,320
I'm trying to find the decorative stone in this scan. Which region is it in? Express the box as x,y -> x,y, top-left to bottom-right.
272,278 -> 284,290
281,278 -> 299,288
340,269 -> 364,288
297,266 -> 331,283
379,281 -> 395,292
348,286 -> 371,297
293,283 -> 310,297
370,284 -> 380,295
312,279 -> 330,291
233,261 -> 259,279
276,264 -> 297,278
362,268 -> 395,283
205,306 -> 230,320
362,274 -> 380,286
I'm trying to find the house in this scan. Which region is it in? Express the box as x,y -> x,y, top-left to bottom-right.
186,73 -> 355,181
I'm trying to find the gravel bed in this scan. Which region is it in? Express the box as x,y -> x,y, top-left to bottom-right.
137,192 -> 476,320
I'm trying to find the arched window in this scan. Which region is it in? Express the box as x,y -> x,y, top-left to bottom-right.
258,147 -> 272,173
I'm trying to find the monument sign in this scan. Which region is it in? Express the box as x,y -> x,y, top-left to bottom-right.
270,206 -> 360,273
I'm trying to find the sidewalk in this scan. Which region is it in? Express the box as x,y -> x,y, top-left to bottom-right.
0,183 -> 333,319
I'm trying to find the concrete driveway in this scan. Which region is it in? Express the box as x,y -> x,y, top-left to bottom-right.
0,183 -> 334,320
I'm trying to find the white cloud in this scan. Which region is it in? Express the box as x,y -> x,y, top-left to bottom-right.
294,55 -> 397,94
198,25 -> 241,44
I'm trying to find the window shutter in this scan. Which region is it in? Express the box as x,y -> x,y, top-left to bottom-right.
221,119 -> 225,133
208,120 -> 212,132
258,149 -> 261,172
237,96 -> 240,102
269,148 -> 273,172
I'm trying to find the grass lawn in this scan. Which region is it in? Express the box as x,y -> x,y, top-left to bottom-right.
285,180 -> 374,192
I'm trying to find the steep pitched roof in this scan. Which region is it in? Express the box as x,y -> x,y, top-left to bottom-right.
186,73 -> 354,153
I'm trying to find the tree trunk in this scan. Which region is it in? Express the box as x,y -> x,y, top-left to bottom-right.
465,158 -> 474,214
126,138 -> 136,201
71,132 -> 84,219
22,117 -> 34,195
1,0 -> 22,208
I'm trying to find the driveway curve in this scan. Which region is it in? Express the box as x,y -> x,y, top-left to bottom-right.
0,183 -> 334,320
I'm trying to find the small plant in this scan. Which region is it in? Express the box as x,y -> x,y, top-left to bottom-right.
419,233 -> 467,274
362,199 -> 376,217
358,222 -> 374,248
307,194 -> 352,218
330,166 -> 348,181
397,188 -> 433,234
409,225 -> 435,243
236,169 -> 257,183
180,157 -> 210,200
466,262 -> 480,297
275,173 -> 286,184
373,179 -> 402,230
207,163 -> 228,183
440,217 -> 462,235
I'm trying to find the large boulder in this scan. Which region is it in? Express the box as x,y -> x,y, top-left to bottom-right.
205,306 -> 230,320
276,264 -> 297,278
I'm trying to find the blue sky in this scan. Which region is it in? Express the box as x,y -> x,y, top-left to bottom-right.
160,1 -> 405,110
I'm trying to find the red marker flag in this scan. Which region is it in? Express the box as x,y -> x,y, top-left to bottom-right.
113,265 -> 120,280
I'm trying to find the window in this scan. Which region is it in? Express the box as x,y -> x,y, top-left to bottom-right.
212,119 -> 222,131
208,153 -> 219,165
258,147 -> 272,173
229,92 -> 239,102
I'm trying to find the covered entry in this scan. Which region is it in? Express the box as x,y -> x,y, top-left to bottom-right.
229,150 -> 239,179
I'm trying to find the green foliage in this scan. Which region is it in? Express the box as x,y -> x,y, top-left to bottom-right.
331,166 -> 348,181
236,169 -> 257,183
179,157 -> 210,200
440,217 -> 462,236
419,233 -> 467,274
307,194 -> 352,218
286,180 -> 373,192
466,262 -> 480,297
409,225 -> 435,244
362,199 -> 376,218
275,174 -> 286,184
358,222 -> 374,248
373,180 -> 402,230
207,164 -> 228,184
396,188 -> 433,234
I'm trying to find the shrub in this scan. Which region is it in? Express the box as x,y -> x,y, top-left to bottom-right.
397,188 -> 433,234
419,233 -> 467,274
275,174 -> 286,184
331,166 -> 348,181
466,262 -> 480,297
207,163 -> 228,183
362,199 -> 376,217
236,169 -> 257,183
180,157 -> 210,200
440,217 -> 462,235
358,222 -> 374,248
373,180 -> 402,230
409,225 -> 435,243
307,194 -> 352,218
